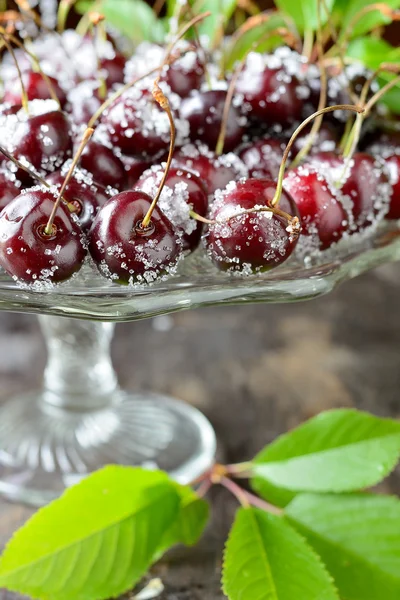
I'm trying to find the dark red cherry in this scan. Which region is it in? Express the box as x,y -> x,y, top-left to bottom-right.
119,153 -> 151,189
180,90 -> 246,152
67,81 -> 103,126
0,169 -> 21,211
383,154 -> 400,220
4,71 -> 67,107
102,88 -> 184,158
47,170 -> 100,231
89,190 -> 182,284
284,167 -> 347,249
79,141 -> 126,190
100,53 -> 126,88
235,59 -> 304,126
10,110 -> 72,178
207,178 -> 300,272
136,166 -> 208,251
0,188 -> 86,284
165,53 -> 205,98
340,153 -> 390,230
173,143 -> 248,193
239,137 -> 284,179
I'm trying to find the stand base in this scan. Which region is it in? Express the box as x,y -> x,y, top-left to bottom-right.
0,391 -> 216,506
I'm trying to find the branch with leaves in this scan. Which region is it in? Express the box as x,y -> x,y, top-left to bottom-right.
0,408 -> 399,599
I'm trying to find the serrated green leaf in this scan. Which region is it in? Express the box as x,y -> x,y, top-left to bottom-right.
155,484 -> 209,558
222,506 -> 339,600
286,493 -> 400,600
251,409 -> 400,493
77,0 -> 166,43
275,0 -> 335,32
338,0 -> 400,39
0,466 -> 180,600
225,13 -> 287,71
190,0 -> 237,46
250,475 -> 297,509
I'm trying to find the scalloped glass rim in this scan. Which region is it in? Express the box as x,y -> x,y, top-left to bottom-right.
0,228 -> 400,322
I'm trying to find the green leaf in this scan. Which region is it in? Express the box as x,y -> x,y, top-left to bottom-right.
155,484 -> 209,557
346,38 -> 400,114
77,0 -> 166,43
225,13 -> 287,71
275,0 -> 335,32
222,506 -> 339,600
251,409 -> 400,493
286,493 -> 400,600
191,0 -> 237,46
0,466 -> 180,600
250,476 -> 297,509
338,0 -> 400,39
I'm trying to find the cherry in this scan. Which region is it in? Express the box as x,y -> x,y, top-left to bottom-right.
173,143 -> 248,193
0,188 -> 86,284
290,122 -> 341,158
79,140 -> 126,190
180,90 -> 246,152
207,178 -> 300,272
8,108 -> 72,179
4,71 -> 67,108
101,87 -> 188,158
118,153 -> 152,189
239,137 -> 284,179
100,53 -> 126,88
47,170 -> 100,231
381,153 -> 400,220
0,169 -> 21,211
284,167 -> 347,249
89,190 -> 182,284
235,53 -> 304,126
136,166 -> 208,251
67,81 -> 103,126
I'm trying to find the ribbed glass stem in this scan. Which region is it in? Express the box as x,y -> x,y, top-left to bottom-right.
38,315 -> 118,410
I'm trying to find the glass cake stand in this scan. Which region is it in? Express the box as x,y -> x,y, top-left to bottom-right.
0,228 -> 400,506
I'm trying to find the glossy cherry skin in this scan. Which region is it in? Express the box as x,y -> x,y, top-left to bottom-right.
119,154 -> 151,189
290,122 -> 341,158
235,64 -> 303,126
89,190 -> 182,284
239,137 -> 284,179
80,141 -> 126,190
0,170 -> 21,211
100,53 -> 126,88
47,171 -> 100,231
180,90 -> 245,152
383,154 -> 400,220
173,145 -> 248,194
4,72 -> 67,107
136,166 -> 208,251
0,189 -> 86,284
207,178 -> 300,272
101,90 -> 177,158
67,81 -> 103,126
11,110 -> 72,178
284,168 -> 347,249
165,54 -> 205,98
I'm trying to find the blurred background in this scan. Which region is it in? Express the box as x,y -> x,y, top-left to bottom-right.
0,1 -> 399,598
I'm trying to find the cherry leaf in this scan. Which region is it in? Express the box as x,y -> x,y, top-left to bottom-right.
337,0 -> 400,39
251,409 -> 400,493
275,0 -> 335,32
0,466 -> 180,600
192,0 -> 237,47
222,506 -> 339,600
286,493 -> 400,600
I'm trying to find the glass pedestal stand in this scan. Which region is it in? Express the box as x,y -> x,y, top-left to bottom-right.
0,316 -> 216,506
1,231 -> 400,506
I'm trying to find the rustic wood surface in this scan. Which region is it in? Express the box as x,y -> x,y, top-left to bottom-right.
0,263 -> 399,599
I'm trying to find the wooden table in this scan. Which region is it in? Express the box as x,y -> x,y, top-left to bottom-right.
0,263 -> 399,599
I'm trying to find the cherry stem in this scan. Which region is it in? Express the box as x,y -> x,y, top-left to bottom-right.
89,12 -> 107,100
196,479 -> 212,498
0,35 -> 29,113
44,128 -> 94,236
57,0 -> 74,33
215,64 -> 242,156
302,28 -> 314,63
364,73 -> 400,115
1,29 -> 62,109
164,11 -> 212,58
181,2 -> 212,89
220,476 -> 283,515
291,0 -> 326,168
189,210 -> 216,225
140,83 -> 176,230
271,104 -> 365,207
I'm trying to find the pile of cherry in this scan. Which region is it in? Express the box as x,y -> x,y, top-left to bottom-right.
0,30 -> 398,288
